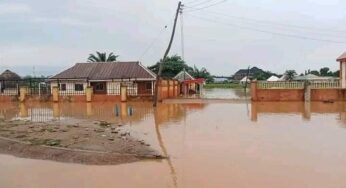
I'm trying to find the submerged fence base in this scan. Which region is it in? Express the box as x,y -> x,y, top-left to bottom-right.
252,80 -> 346,102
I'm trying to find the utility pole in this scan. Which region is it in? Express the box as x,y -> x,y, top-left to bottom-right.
153,1 -> 182,107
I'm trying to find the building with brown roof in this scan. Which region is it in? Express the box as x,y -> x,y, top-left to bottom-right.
0,70 -> 21,80
49,62 -> 156,96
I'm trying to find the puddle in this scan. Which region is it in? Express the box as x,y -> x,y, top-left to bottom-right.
1,101 -> 346,187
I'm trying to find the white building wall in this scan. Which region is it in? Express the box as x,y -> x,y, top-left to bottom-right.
341,62 -> 346,88
50,81 -> 87,95
106,81 -> 138,96
107,82 -> 121,95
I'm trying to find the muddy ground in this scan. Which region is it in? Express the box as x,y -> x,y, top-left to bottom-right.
0,118 -> 164,165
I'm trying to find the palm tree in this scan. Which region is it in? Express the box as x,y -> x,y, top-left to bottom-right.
88,51 -> 119,62
285,70 -> 297,81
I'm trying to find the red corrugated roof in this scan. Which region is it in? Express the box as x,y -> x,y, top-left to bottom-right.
337,52 -> 346,61
50,62 -> 156,80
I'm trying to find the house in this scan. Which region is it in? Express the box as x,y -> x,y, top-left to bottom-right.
267,75 -> 280,82
173,70 -> 204,95
278,75 -> 287,81
173,70 -> 194,81
0,70 -> 21,95
213,77 -> 229,83
233,67 -> 264,80
293,74 -> 337,81
240,76 -> 250,85
49,62 -> 156,96
0,70 -> 21,80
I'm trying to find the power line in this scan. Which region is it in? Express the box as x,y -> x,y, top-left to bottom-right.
185,8 -> 346,35
184,0 -> 227,12
185,0 -> 218,7
180,10 -> 185,60
139,26 -> 168,61
186,13 -> 346,44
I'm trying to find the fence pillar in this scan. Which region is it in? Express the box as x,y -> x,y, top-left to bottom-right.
168,80 -> 173,98
86,86 -> 93,102
52,86 -> 59,102
19,87 -> 28,102
19,103 -> 28,118
121,84 -> 127,102
250,80 -> 258,101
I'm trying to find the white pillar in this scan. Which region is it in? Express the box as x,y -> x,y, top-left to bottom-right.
341,61 -> 346,88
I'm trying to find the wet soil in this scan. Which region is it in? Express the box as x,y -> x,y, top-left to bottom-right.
0,118 -> 163,165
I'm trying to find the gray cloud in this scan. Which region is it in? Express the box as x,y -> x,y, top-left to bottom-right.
0,0 -> 345,76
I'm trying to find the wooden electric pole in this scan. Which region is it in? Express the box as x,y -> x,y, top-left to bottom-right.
153,1 -> 182,107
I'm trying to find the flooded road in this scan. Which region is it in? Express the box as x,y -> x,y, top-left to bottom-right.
203,88 -> 249,99
1,101 -> 346,188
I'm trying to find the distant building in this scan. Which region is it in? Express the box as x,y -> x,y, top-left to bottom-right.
174,70 -> 205,95
267,75 -> 280,82
233,67 -> 264,80
240,76 -> 250,85
173,70 -> 194,81
0,70 -> 21,80
213,77 -> 229,83
293,74 -> 337,81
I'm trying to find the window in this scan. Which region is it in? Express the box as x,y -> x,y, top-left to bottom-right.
59,84 -> 66,91
75,84 -> 84,91
145,82 -> 152,90
95,83 -> 105,91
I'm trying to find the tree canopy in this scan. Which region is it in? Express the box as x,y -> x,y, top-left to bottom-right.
304,67 -> 339,77
285,70 -> 297,81
148,55 -> 214,83
88,52 -> 119,62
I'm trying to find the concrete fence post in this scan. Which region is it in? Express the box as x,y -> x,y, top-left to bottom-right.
250,80 -> 258,101
52,86 -> 59,103
86,86 -> 93,102
19,87 -> 28,102
304,81 -> 311,102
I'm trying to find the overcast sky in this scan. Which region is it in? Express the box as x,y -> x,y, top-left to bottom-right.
1,0 -> 346,76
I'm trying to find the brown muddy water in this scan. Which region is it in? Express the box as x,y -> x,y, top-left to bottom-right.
1,101 -> 346,188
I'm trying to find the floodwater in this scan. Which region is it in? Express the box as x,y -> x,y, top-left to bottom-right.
203,88 -> 249,99
1,101 -> 346,188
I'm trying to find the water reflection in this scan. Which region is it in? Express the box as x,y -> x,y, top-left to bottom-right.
0,102 -> 189,124
2,101 -> 346,187
203,88 -> 250,99
0,102 -> 207,188
251,101 -> 346,124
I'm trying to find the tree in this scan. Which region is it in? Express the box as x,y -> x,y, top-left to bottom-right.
88,51 -> 119,62
191,66 -> 214,83
148,55 -> 193,78
319,67 -> 333,76
310,70 -> 320,76
285,70 -> 297,81
148,55 -> 214,82
333,70 -> 340,77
